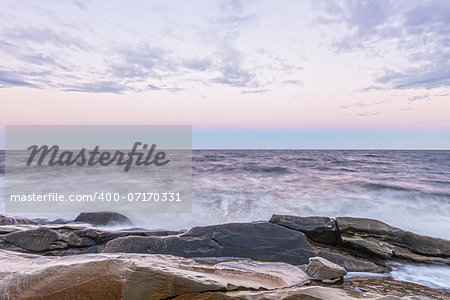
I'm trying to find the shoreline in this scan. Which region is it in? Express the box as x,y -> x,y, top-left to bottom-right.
0,212 -> 449,299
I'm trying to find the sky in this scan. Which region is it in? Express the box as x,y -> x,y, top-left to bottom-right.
0,0 -> 449,149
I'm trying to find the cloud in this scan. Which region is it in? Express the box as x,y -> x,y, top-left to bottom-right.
408,94 -> 429,101
64,81 -> 127,93
2,26 -> 88,50
71,0 -> 88,11
146,83 -> 182,93
241,88 -> 270,94
212,47 -> 259,88
146,84 -> 162,91
375,55 -> 450,89
0,1 -> 303,94
355,112 -> 381,117
318,0 -> 450,90
182,57 -> 213,71
282,79 -> 303,86
0,69 -> 35,88
318,0 -> 394,50
108,45 -> 178,80
339,100 -> 387,109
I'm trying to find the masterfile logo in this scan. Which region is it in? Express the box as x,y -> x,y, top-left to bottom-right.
4,125 -> 192,214
26,142 -> 170,172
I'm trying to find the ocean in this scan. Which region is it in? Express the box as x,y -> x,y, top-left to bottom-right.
190,150 -> 450,239
1,149 -> 449,289
1,149 -> 449,238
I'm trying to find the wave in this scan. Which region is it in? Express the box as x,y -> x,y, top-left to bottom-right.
242,165 -> 292,174
363,182 -> 415,192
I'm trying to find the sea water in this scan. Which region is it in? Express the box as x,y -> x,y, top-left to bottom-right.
1,149 -> 449,289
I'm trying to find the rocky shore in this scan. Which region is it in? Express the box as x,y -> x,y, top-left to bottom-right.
0,212 -> 449,299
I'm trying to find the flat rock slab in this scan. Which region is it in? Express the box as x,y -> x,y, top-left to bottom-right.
104,221 -> 317,265
336,217 -> 450,257
172,285 -> 425,300
0,249 -> 310,299
0,225 -> 183,255
0,249 -> 436,300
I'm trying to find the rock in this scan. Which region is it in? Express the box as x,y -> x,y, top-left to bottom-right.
0,225 -> 184,255
343,278 -> 450,300
4,227 -> 96,253
336,217 -> 396,237
341,236 -> 394,259
304,257 -> 347,280
74,212 -> 133,226
336,217 -> 450,257
1,249 -> 437,300
316,250 -> 387,273
391,246 -> 450,264
0,214 -> 37,225
177,286 -> 363,299
1,214 -> 447,275
172,285 -> 430,299
49,218 -> 73,224
31,218 -> 50,225
0,249 -> 310,299
104,222 -> 317,265
270,214 -> 339,244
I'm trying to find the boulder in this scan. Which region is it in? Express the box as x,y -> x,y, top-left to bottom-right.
74,212 -> 133,226
304,257 -> 347,281
270,214 -> 339,244
336,217 -> 450,257
0,214 -> 37,225
104,222 -> 317,265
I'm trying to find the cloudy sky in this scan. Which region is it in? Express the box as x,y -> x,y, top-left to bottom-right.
0,0 -> 449,148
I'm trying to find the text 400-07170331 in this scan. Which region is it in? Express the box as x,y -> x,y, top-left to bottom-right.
96,192 -> 182,202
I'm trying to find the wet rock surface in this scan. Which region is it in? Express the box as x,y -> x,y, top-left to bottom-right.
0,249 -> 443,300
336,217 -> 450,260
0,224 -> 184,255
343,278 -> 450,300
74,211 -> 133,226
0,249 -> 310,300
0,213 -> 449,299
104,222 -> 318,265
0,214 -> 448,272
270,214 -> 339,244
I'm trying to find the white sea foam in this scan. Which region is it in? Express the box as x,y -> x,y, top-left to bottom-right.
390,264 -> 450,290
